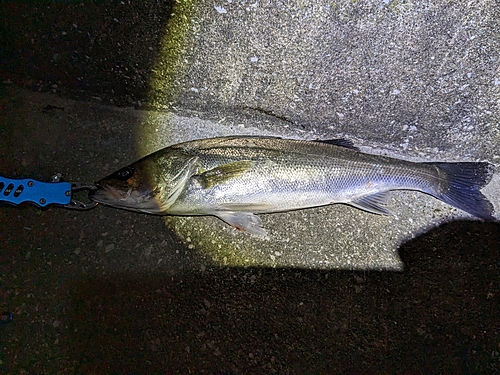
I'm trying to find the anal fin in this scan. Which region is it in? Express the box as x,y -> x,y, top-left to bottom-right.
349,191 -> 392,216
215,211 -> 269,239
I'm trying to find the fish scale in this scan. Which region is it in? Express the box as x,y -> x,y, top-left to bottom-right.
172,145 -> 434,211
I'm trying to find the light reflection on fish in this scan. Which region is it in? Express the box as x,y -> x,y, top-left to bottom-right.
89,136 -> 495,237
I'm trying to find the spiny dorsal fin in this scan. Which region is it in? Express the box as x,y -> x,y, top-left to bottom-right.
314,139 -> 358,150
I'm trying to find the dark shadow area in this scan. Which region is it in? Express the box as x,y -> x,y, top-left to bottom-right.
49,221 -> 499,373
1,1 -> 174,107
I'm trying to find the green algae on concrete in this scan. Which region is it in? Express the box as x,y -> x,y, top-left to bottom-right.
141,0 -> 198,156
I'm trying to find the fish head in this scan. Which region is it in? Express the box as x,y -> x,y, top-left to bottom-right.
89,150 -> 197,213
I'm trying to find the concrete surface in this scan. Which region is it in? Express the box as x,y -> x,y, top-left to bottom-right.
1,1 -> 499,373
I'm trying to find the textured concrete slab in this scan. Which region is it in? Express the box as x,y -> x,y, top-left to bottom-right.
149,0 -> 500,155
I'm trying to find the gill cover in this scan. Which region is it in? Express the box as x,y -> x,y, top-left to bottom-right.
162,156 -> 199,210
90,148 -> 199,213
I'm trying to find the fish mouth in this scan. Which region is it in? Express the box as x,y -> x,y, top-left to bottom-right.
88,184 -> 164,213
88,184 -> 125,204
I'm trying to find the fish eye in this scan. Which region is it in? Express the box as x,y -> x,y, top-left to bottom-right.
115,167 -> 134,180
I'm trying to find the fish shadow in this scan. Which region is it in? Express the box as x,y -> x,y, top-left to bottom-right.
63,220 -> 500,373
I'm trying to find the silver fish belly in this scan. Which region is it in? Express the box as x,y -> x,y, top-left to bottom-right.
89,137 -> 495,237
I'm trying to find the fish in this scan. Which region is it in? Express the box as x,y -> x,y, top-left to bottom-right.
89,136 -> 496,237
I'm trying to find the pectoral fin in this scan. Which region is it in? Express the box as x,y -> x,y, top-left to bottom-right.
198,160 -> 253,188
215,211 -> 269,239
349,192 -> 392,216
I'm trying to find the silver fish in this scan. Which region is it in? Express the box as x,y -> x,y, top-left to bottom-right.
89,136 -> 495,237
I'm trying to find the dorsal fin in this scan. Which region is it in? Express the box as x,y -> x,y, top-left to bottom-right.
314,139 -> 358,150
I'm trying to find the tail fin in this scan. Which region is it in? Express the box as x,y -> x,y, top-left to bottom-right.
429,162 -> 495,220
